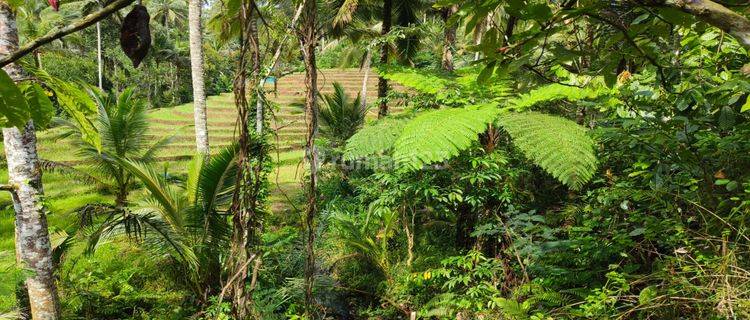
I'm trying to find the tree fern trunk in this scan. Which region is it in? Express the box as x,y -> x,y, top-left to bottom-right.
377,0 -> 392,119
441,5 -> 458,71
188,0 -> 209,154
0,4 -> 60,319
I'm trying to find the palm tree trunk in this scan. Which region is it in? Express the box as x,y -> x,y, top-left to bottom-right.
0,3 -> 61,319
441,5 -> 458,71
377,0 -> 392,118
298,0 -> 319,314
188,0 -> 209,154
97,21 -> 102,90
360,48 -> 371,109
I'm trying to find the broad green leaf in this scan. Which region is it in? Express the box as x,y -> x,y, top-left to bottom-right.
28,68 -> 101,151
0,69 -> 30,128
19,83 -> 55,129
741,98 -> 750,112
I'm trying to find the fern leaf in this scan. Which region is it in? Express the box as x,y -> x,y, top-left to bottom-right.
510,83 -> 610,111
344,117 -> 407,160
394,105 -> 499,170
378,65 -> 452,94
497,112 -> 597,189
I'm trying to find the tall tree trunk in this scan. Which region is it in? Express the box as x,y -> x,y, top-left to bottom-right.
225,2 -> 263,318
360,48 -> 371,109
188,0 -> 209,154
96,21 -> 102,90
0,3 -> 61,319
377,0 -> 392,118
298,0 -> 319,314
441,5 -> 458,71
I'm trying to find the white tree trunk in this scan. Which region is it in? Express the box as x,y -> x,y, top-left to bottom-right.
360,48 -> 371,110
188,0 -> 209,154
97,21 -> 102,90
0,3 -> 60,319
256,83 -> 263,134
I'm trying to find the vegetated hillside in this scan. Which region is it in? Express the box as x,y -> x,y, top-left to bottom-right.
0,68 -> 398,216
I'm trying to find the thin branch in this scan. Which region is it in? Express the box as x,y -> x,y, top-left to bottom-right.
522,64 -> 584,87
0,0 -> 136,68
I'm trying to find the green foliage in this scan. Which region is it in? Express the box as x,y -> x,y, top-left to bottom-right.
61,244 -> 191,319
56,88 -> 171,205
343,117 -> 407,160
497,112 -> 597,189
19,82 -> 56,128
0,69 -> 32,128
319,82 -> 367,145
344,106 -> 597,188
378,65 -> 452,95
394,105 -> 500,169
509,83 -> 613,111
29,66 -> 101,149
108,147 -> 237,295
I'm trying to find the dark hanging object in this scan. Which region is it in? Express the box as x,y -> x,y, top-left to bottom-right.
47,0 -> 59,11
120,5 -> 151,68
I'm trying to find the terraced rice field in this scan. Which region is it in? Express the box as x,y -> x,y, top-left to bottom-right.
0,69 -> 401,217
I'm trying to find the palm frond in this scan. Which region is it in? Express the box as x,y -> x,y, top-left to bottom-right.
85,208 -> 196,267
38,159 -> 109,189
333,0 -> 360,28
319,82 -> 367,143
116,158 -> 182,227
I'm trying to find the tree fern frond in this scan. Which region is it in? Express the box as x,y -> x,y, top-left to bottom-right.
378,65 -> 452,94
509,83 -> 611,111
394,105 -> 499,170
496,112 -> 597,189
344,117 -> 408,160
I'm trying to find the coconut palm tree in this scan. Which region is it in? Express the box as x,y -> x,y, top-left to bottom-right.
84,147 -> 237,299
56,88 -> 172,207
149,0 -> 187,29
187,0 -> 209,154
333,0 -> 427,118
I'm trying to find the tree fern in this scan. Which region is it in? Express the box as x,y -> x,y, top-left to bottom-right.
393,105 -> 499,169
343,117 -> 407,160
509,83 -> 611,111
378,65 -> 452,94
496,112 -> 597,189
345,108 -> 597,188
